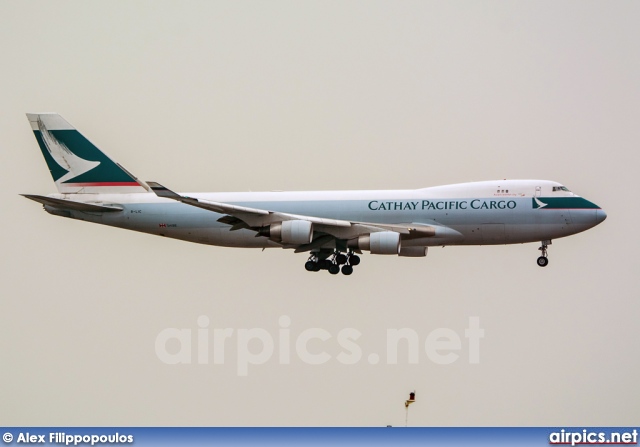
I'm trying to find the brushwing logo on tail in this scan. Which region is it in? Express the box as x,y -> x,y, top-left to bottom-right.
37,118 -> 100,184
533,197 -> 548,209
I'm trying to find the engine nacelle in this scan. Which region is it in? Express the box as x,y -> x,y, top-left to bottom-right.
398,246 -> 428,257
258,220 -> 314,244
348,231 -> 401,255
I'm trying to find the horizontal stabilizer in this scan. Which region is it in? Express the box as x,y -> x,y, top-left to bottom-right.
21,194 -> 123,212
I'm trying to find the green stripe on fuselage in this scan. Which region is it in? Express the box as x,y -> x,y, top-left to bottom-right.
533,197 -> 600,209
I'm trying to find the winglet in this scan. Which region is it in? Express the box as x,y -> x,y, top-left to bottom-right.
147,182 -> 182,200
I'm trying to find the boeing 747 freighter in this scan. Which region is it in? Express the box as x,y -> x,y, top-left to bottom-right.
22,113 -> 606,275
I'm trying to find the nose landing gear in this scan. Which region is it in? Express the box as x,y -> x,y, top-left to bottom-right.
537,240 -> 551,267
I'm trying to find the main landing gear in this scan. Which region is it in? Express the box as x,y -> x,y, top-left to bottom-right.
305,250 -> 360,276
537,240 -> 551,267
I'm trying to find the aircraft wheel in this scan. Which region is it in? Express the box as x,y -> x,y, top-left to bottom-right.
349,255 -> 361,266
328,264 -> 340,275
335,254 -> 348,265
318,260 -> 331,270
341,265 -> 353,276
305,261 -> 318,272
537,256 -> 549,267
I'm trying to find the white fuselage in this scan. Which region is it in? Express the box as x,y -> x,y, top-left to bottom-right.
42,179 -> 606,250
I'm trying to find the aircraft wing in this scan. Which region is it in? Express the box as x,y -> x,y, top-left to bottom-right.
147,182 -> 447,244
147,182 -> 352,227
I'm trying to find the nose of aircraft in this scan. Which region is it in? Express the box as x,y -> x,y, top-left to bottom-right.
596,208 -> 607,224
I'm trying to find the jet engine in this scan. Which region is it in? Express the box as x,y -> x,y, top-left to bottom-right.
348,231 -> 401,255
257,220 -> 314,244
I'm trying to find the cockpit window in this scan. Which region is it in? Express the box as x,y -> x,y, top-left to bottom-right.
552,186 -> 570,192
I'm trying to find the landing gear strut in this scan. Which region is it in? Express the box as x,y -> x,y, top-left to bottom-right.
304,250 -> 360,275
537,240 -> 551,267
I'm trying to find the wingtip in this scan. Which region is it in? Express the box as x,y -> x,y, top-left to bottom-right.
147,181 -> 180,199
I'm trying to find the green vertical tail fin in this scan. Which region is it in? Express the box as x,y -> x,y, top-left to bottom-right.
27,113 -> 149,194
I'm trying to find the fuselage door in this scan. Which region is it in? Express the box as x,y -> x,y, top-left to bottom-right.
535,186 -> 542,197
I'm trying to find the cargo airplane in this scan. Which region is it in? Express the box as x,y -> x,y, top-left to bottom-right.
22,113 -> 606,275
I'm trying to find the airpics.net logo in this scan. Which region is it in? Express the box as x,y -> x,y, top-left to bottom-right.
154,316 -> 484,376
549,429 -> 638,446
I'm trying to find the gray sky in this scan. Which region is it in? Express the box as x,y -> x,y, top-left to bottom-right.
1,1 -> 638,426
